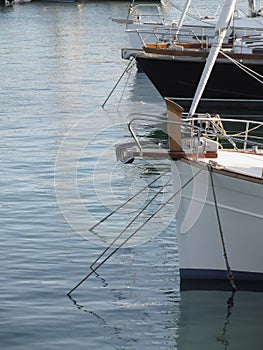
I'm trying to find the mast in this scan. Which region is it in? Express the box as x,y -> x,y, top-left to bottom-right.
248,0 -> 257,17
175,0 -> 192,38
188,0 -> 237,117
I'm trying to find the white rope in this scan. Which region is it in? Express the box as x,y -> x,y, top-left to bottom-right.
219,49 -> 263,84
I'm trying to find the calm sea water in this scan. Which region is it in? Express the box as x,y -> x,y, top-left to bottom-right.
1,1 -> 262,349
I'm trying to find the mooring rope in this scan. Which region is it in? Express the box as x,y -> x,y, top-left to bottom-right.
90,170 -> 170,233
90,173 -> 172,269
102,57 -> 136,108
208,164 -> 237,292
118,59 -> 135,108
67,176 -> 172,296
67,168 -> 202,295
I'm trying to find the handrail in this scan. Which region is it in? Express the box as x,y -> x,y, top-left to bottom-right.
126,26 -> 215,45
127,114 -> 263,155
128,3 -> 165,25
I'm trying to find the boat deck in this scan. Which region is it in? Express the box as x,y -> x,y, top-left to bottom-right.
205,150 -> 263,178
126,147 -> 263,179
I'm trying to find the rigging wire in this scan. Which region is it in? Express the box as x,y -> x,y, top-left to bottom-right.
219,49 -> 263,85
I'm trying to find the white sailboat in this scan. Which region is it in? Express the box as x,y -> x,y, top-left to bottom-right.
117,0 -> 263,290
166,0 -> 263,290
167,99 -> 263,291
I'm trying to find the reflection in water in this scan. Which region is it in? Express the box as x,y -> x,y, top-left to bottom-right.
68,262 -> 263,350
68,294 -> 107,326
178,290 -> 263,350
66,225 -> 180,349
216,292 -> 235,349
129,71 -> 164,105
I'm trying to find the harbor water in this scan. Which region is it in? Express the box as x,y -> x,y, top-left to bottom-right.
1,1 -> 263,349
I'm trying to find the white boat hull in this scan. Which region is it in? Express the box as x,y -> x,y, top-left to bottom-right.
171,158 -> 263,290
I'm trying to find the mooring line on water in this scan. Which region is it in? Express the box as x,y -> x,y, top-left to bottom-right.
90,175 -> 173,269
208,164 -> 237,292
102,57 -> 136,108
89,170 -> 170,233
67,169 -> 201,296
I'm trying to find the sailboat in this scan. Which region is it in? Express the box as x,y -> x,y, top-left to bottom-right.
116,0 -> 263,291
123,0 -> 263,52
134,37 -> 263,116
126,0 -> 263,116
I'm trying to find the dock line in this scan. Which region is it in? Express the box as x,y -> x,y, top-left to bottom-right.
90,174 -> 172,270
67,169 -> 201,296
102,57 -> 136,108
89,170 -> 170,233
209,164 -> 237,292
